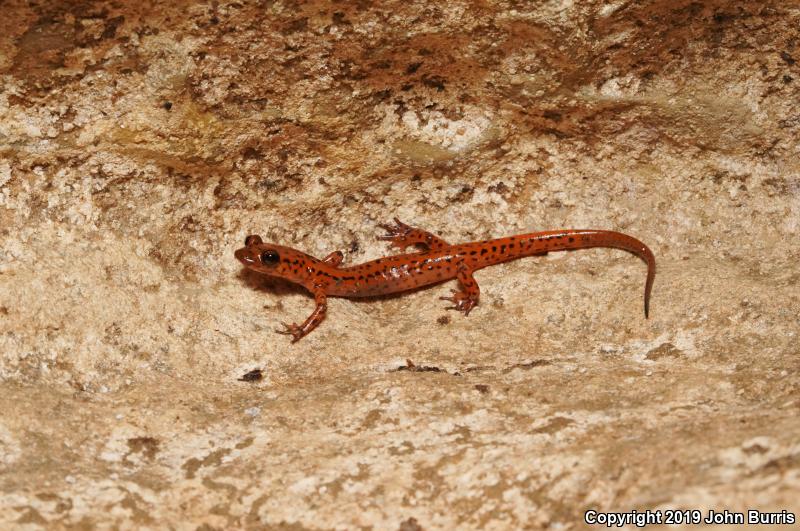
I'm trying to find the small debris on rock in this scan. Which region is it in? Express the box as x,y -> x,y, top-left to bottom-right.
503,360 -> 551,373
238,368 -> 264,382
399,517 -> 424,531
394,359 -> 442,373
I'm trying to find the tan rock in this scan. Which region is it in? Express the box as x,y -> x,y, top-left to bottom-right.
1,0 -> 798,528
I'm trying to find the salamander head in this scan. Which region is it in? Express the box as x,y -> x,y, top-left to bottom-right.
235,234 -> 317,284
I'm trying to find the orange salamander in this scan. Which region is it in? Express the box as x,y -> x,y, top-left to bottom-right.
235,219 -> 655,342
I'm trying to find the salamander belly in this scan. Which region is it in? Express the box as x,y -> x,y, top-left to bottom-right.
326,256 -> 459,297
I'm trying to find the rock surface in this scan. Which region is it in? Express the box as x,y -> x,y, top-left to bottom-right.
1,0 -> 799,529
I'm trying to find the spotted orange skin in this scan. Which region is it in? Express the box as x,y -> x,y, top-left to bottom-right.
235,220 -> 656,342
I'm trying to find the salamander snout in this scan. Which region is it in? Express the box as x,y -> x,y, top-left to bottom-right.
235,235 -> 282,271
234,247 -> 256,265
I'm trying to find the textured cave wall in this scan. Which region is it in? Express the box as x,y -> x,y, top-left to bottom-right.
1,0 -> 799,529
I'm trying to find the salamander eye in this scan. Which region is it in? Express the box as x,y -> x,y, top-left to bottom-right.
260,250 -> 280,264
245,235 -> 263,246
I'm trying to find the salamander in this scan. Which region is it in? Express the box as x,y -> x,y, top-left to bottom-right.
234,219 -> 656,342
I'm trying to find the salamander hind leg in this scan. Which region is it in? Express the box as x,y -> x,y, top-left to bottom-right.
440,262 -> 480,316
378,217 -> 449,252
276,290 -> 327,342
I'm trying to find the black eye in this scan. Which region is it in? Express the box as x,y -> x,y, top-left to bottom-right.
245,235 -> 263,246
260,250 -> 279,264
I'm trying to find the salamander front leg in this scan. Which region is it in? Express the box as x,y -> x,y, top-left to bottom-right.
378,217 -> 449,252
440,262 -> 480,316
276,289 -> 327,343
322,251 -> 344,267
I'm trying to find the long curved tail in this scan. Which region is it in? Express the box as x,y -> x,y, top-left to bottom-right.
492,229 -> 656,317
